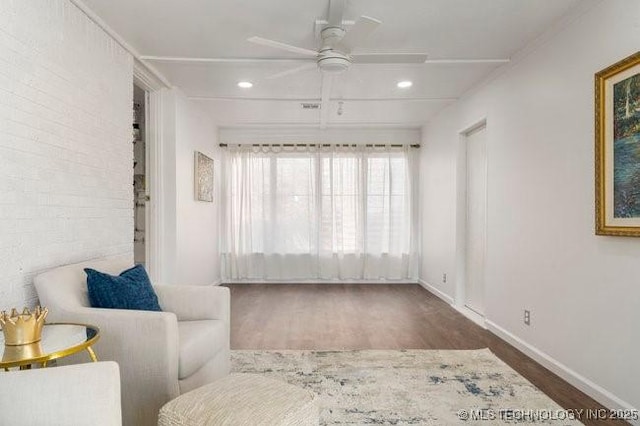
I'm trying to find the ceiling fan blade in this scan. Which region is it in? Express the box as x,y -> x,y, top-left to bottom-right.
423,58 -> 511,64
248,36 -> 318,57
141,55 -> 315,64
266,63 -> 318,80
339,16 -> 381,52
352,53 -> 429,64
327,0 -> 346,27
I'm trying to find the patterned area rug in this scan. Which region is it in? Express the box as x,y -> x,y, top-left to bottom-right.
231,349 -> 581,425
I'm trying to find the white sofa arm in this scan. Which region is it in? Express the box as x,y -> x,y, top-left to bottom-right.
154,285 -> 230,323
0,361 -> 122,426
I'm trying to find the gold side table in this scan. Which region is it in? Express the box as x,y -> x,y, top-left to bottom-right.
0,322 -> 100,370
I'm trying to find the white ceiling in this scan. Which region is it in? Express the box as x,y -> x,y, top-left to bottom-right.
82,0 -> 585,128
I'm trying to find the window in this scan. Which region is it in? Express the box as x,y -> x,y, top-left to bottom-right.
223,145 -> 418,280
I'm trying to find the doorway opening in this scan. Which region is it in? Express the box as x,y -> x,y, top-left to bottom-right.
454,119 -> 488,326
463,123 -> 487,317
133,84 -> 148,265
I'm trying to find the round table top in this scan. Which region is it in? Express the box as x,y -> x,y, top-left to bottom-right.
0,322 -> 100,368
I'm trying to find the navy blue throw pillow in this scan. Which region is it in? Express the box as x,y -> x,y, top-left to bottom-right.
84,264 -> 162,311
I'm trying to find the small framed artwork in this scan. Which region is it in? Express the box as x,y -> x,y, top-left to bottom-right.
595,51 -> 640,236
195,151 -> 214,202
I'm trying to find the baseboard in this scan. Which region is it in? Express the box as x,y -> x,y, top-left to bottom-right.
417,280 -> 487,328
416,279 -> 638,419
486,320 -> 639,421
417,279 -> 454,304
452,305 -> 486,329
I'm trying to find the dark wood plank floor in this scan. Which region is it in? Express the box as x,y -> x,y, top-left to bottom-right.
227,284 -> 628,425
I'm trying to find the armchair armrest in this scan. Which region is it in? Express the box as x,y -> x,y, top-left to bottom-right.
48,306 -> 181,401
154,285 -> 230,323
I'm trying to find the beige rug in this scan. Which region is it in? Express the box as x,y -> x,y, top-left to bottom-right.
231,349 -> 581,425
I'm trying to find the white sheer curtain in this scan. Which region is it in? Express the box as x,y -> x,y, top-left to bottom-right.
221,144 -> 419,281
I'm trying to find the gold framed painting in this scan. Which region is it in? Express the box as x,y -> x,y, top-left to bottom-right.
595,51 -> 640,236
195,151 -> 214,202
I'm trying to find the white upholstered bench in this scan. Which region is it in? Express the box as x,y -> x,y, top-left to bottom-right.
158,373 -> 319,426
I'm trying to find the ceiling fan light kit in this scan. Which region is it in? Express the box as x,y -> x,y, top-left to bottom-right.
317,54 -> 351,74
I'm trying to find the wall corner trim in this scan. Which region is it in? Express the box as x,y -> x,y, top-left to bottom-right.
418,279 -> 455,305
69,0 -> 171,88
417,277 -> 487,329
486,320 -> 639,419
134,60 -> 170,91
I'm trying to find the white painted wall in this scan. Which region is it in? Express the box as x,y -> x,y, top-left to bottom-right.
156,89 -> 221,285
175,92 -> 221,285
419,0 -> 640,413
0,0 -> 133,308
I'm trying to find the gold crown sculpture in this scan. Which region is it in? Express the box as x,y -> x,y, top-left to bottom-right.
0,306 -> 48,346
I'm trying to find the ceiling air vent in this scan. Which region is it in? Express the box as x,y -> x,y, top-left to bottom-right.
301,103 -> 321,110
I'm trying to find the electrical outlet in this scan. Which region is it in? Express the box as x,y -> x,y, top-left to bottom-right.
442,273 -> 447,283
524,310 -> 531,326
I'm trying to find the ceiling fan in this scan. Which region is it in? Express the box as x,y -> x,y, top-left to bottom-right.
246,0 -> 438,126
140,0 -> 510,127
247,0 -> 429,80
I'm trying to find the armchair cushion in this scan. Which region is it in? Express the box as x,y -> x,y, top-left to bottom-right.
85,264 -> 162,312
178,320 -> 227,379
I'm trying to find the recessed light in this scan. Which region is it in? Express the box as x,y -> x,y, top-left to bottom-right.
237,81 -> 253,88
397,80 -> 413,88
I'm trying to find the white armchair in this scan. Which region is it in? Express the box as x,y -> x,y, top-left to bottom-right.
34,256 -> 230,426
0,361 -> 122,426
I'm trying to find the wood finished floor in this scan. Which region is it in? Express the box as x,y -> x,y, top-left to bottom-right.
228,283 -> 628,426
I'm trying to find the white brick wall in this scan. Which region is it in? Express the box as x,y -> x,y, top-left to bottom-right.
0,0 -> 134,308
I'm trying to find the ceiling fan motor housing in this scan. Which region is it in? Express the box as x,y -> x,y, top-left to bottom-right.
321,27 -> 345,46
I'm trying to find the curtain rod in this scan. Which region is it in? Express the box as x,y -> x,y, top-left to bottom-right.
219,143 -> 420,148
